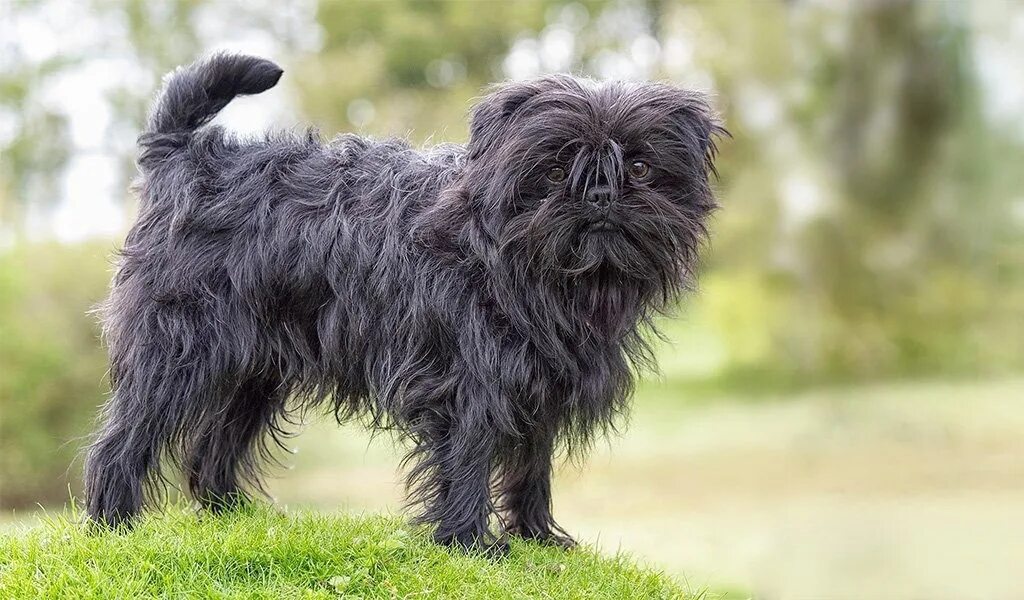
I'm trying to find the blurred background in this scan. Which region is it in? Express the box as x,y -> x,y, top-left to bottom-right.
1,1 -> 1022,598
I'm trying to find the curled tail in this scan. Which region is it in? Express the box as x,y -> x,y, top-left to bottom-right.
140,53 -> 282,166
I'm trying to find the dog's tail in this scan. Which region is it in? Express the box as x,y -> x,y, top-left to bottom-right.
140,53 -> 282,158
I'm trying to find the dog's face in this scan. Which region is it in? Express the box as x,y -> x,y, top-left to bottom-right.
465,75 -> 723,301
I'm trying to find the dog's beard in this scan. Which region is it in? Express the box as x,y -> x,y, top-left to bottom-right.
500,188 -> 708,305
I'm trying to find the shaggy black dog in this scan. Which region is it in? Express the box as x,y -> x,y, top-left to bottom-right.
84,53 -> 724,554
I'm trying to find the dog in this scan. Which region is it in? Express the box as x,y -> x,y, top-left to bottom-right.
84,53 -> 724,554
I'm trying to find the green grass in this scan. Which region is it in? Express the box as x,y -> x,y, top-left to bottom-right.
0,506 -> 702,599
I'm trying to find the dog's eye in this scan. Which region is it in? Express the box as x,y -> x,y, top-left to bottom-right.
628,160 -> 651,180
546,167 -> 567,183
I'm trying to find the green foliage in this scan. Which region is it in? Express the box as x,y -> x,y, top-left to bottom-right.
658,1 -> 1024,384
299,0 -> 609,141
0,56 -> 73,227
0,242 -> 113,508
0,506 -> 701,599
1,0 -> 1023,512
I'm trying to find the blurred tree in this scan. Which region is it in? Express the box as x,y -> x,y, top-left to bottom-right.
0,54 -> 72,241
664,0 -> 1024,382
792,1 -> 1023,377
0,0 -> 207,241
0,243 -> 111,508
798,1 -> 967,374
296,0 -> 609,141
0,0 -> 308,240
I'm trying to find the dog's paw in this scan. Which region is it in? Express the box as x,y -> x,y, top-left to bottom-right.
505,527 -> 577,550
435,530 -> 510,558
539,532 -> 577,550
481,538 -> 512,558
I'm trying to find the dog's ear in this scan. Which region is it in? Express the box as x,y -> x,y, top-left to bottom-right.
663,88 -> 728,179
467,80 -> 547,160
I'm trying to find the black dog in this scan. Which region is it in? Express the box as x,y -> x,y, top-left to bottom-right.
84,53 -> 723,553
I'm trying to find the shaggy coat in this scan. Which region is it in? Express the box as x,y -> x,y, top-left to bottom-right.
84,53 -> 723,553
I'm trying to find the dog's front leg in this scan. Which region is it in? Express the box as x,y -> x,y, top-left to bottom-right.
406,391 -> 504,555
497,422 -> 576,549
429,424 -> 504,554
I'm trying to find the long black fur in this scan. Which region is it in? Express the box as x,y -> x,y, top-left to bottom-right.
84,53 -> 724,553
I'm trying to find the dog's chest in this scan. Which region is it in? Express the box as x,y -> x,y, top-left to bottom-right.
520,337 -> 629,403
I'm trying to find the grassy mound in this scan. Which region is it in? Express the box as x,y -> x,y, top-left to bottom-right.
0,507 -> 699,599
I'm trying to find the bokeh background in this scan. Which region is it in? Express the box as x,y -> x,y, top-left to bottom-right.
2,1 -> 1023,598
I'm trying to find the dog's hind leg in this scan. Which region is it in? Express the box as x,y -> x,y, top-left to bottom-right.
85,296 -> 230,528
84,347 -> 215,527
83,389 -> 159,528
184,375 -> 288,512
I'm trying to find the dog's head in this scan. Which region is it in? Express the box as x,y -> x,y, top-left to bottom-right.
458,75 -> 724,305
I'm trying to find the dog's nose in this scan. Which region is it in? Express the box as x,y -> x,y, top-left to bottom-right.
585,186 -> 613,210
